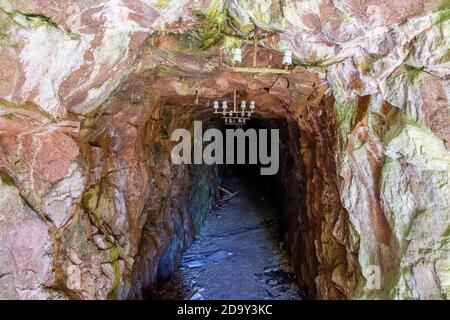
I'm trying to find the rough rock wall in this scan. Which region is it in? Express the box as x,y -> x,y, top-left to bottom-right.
325,11 -> 450,299
0,0 -> 221,299
80,90 -> 221,299
0,85 -> 221,299
285,85 -> 362,299
226,0 -> 450,299
0,0 -> 449,300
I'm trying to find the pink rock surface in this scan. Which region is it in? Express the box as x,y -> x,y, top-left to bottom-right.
0,0 -> 448,300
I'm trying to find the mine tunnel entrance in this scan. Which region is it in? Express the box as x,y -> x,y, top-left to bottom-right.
152,117 -> 304,300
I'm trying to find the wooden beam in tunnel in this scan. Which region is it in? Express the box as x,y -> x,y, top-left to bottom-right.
253,26 -> 258,68
227,67 -> 291,75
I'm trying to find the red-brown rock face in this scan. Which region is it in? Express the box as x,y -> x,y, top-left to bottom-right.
0,0 -> 449,300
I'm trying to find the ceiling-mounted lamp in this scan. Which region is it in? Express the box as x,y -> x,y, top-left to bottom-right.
233,48 -> 242,64
282,50 -> 293,66
212,92 -> 256,127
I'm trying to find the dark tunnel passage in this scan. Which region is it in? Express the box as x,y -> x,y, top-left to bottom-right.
146,115 -> 307,300
112,38 -> 331,300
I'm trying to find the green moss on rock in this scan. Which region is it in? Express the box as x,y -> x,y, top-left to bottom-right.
404,66 -> 423,85
109,245 -> 120,262
438,0 -> 450,11
153,0 -> 171,10
190,0 -> 227,49
0,171 -> 15,186
335,100 -> 357,140
82,185 -> 100,213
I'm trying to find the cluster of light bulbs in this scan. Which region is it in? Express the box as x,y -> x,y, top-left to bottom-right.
211,48 -> 293,127
213,100 -> 256,127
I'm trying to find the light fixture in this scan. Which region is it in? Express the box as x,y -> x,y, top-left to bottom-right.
210,28 -> 293,127
224,25 -> 294,75
233,48 -> 242,63
282,50 -> 292,66
212,91 -> 256,127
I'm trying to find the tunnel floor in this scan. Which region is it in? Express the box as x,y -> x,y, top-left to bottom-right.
157,168 -> 301,300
